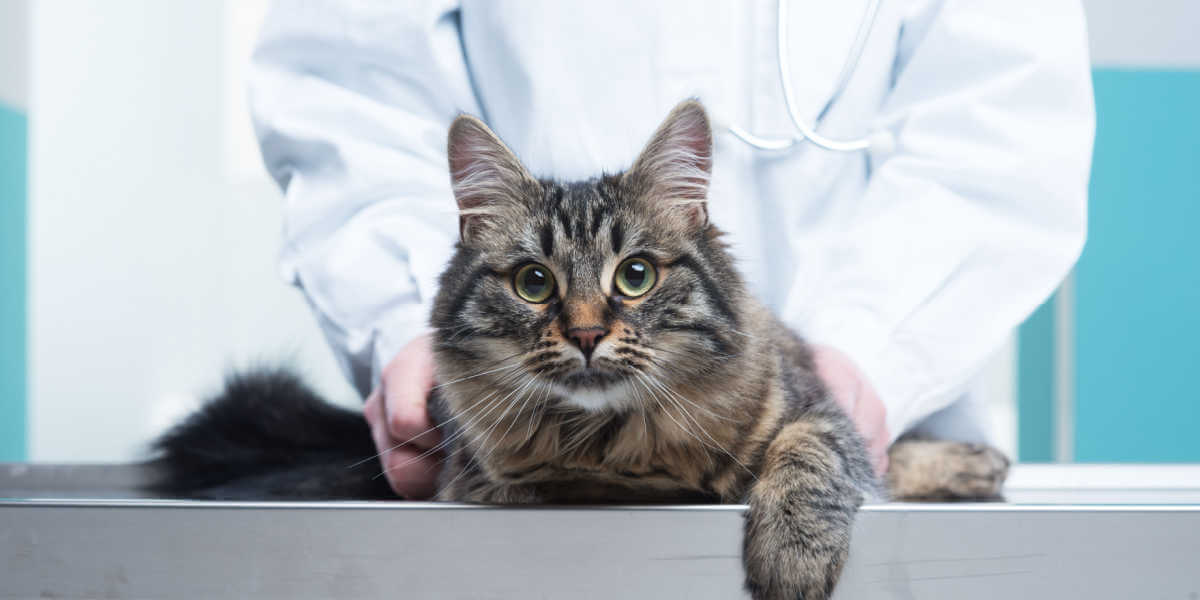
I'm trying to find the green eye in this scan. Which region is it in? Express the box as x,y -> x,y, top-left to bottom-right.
513,263 -> 556,303
614,257 -> 657,297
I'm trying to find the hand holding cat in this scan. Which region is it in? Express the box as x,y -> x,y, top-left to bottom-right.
364,332 -> 442,499
812,345 -> 890,476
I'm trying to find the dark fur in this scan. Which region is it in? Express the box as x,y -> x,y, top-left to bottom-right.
148,370 -> 393,500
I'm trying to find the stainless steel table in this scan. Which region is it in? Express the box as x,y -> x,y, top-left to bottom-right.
3,463 -> 1199,599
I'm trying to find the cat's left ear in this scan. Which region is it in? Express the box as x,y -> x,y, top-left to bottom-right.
626,99 -> 713,228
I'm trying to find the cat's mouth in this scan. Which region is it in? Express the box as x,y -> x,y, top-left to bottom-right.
555,366 -> 625,390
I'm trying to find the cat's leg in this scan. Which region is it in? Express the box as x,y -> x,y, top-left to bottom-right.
437,477 -> 543,503
467,482 -> 543,504
434,442 -> 545,503
886,437 -> 1010,501
435,455 -> 543,504
743,421 -> 869,600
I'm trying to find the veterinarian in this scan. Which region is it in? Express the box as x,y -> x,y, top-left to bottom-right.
249,0 -> 1094,498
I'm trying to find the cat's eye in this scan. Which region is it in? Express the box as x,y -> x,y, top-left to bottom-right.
513,263 -> 556,303
614,257 -> 657,298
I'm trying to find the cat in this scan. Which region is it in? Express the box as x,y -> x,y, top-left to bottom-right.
151,99 -> 1009,600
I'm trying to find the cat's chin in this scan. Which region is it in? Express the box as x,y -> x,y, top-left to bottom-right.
552,375 -> 636,412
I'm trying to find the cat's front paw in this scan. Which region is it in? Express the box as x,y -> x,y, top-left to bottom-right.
742,502 -> 851,600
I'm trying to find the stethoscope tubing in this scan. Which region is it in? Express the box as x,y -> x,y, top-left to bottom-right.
728,0 -> 883,153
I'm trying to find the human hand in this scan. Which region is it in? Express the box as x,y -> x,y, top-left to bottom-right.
812,344 -> 890,476
363,333 -> 442,498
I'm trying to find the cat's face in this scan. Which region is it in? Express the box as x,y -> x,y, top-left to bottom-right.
431,101 -> 745,413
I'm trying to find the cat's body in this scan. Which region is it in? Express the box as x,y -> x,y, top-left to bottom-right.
152,101 -> 1008,600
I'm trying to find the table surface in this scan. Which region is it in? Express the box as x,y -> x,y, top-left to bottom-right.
3,463 -> 1199,599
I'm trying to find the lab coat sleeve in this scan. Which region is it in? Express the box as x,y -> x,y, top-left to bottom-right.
795,0 -> 1094,440
249,0 -> 479,395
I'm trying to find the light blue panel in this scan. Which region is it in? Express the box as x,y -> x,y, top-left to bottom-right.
1017,295 -> 1055,463
0,100 -> 26,461
1075,69 -> 1200,462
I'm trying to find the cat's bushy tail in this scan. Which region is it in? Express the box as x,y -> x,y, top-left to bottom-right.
146,369 -> 396,500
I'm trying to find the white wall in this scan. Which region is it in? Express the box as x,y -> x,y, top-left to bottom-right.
28,1 -> 357,462
1083,0 -> 1200,67
0,0 -> 28,109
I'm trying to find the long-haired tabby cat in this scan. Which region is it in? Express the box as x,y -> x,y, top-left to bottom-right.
152,100 -> 1009,600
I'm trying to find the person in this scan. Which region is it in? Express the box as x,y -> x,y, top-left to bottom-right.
248,0 -> 1094,498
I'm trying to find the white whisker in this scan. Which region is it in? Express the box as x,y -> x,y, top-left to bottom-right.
432,362 -> 522,389
349,362 -> 527,469
478,376 -> 541,463
637,372 -> 758,482
373,366 -> 532,479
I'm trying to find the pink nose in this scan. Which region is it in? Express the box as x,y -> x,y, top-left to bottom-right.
566,327 -> 608,360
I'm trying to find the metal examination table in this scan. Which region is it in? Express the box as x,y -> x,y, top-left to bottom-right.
3,464 -> 1198,599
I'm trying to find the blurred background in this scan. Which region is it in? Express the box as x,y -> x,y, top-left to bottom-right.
0,1 -> 1196,464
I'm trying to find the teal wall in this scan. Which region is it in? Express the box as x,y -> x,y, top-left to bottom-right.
1075,69 -> 1200,462
0,101 -> 26,461
1018,68 -> 1200,462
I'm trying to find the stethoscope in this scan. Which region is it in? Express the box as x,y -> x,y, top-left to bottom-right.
727,0 -> 894,154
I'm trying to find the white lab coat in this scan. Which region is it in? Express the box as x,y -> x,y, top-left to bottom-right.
249,0 -> 1094,443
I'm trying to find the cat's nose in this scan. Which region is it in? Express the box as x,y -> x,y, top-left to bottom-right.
566,327 -> 608,361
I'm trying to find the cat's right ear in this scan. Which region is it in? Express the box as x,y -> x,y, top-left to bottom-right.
447,115 -> 537,244
626,99 -> 713,229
